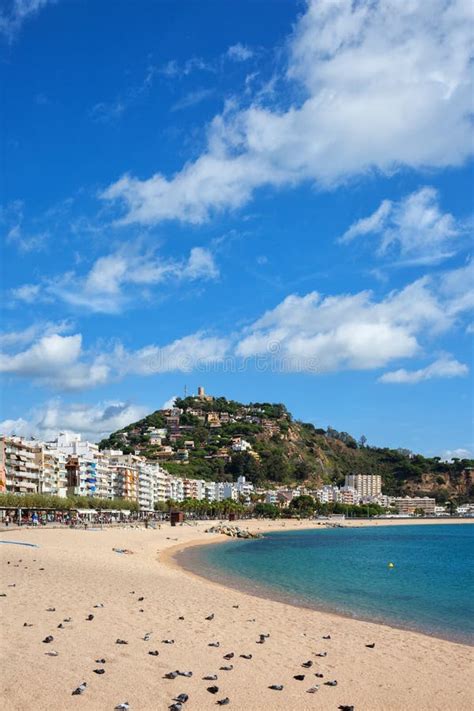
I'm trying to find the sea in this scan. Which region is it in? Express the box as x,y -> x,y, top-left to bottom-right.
177,523 -> 474,644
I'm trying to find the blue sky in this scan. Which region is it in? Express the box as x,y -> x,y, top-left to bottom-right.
0,0 -> 473,458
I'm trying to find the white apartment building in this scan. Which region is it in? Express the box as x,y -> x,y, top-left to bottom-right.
147,463 -> 168,504
36,444 -> 67,497
183,478 -> 206,500
104,451 -> 140,503
340,485 -> 357,504
218,482 -> 237,501
203,481 -> 218,502
2,436 -> 41,494
236,475 -> 254,499
344,474 -> 382,498
317,485 -> 342,504
137,465 -> 155,511
167,476 -> 184,502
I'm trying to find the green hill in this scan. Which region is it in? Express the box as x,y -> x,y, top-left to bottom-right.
98,395 -> 474,503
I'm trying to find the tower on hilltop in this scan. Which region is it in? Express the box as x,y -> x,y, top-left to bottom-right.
197,386 -> 213,402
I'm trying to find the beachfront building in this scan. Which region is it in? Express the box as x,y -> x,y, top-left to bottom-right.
345,474 -> 382,498
391,496 -> 436,515
54,433 -> 109,498
219,482 -> 238,501
137,465 -> 155,511
340,485 -> 358,504
0,438 -> 6,493
152,465 -> 169,503
183,478 -> 206,500
166,475 -> 185,502
34,444 -> 67,496
456,503 -> 474,516
2,436 -> 41,494
317,485 -> 342,504
236,475 -> 254,499
64,453 -> 100,498
203,481 -> 218,502
105,452 -> 140,503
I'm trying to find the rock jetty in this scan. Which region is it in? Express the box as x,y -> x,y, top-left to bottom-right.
205,524 -> 262,539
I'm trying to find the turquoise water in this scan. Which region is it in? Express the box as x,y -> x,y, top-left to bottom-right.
178,524 -> 474,644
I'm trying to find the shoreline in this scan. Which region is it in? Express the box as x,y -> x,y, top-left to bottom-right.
162,518 -> 474,647
1,519 -> 473,710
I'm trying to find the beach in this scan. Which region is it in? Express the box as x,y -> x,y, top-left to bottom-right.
1,519 -> 472,711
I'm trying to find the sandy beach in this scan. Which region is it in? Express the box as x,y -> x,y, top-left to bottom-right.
1,518 -> 472,711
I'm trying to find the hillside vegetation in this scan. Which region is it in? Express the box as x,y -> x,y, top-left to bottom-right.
98,395 -> 474,502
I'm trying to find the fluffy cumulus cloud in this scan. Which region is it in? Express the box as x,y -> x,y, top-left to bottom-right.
0,327 -> 229,390
236,263 -> 473,374
12,244 -> 219,314
340,187 -> 466,264
379,356 -> 469,384
113,333 -> 230,376
101,0 -> 474,226
0,400 -> 149,441
0,333 -> 110,390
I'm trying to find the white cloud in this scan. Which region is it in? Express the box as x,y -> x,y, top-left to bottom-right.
101,0 -> 474,226
161,395 -> 177,410
227,43 -> 254,61
0,0 -> 54,42
0,321 -> 70,348
114,332 -> 230,376
0,333 -> 110,390
12,244 -> 219,314
0,329 -> 229,390
182,247 -> 219,280
236,263 -> 474,373
0,400 -> 149,442
379,356 -> 469,383
340,187 -> 466,264
11,283 -> 42,303
440,447 -> 473,462
2,262 -> 472,390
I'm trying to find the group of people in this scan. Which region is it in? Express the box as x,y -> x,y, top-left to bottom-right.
0,510 -> 164,528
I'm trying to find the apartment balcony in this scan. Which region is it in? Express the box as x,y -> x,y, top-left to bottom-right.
7,471 -> 39,480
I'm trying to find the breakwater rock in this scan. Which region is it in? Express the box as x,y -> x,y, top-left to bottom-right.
205,524 -> 262,539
